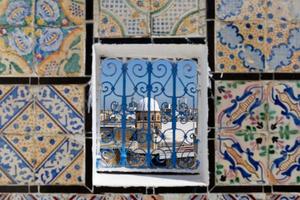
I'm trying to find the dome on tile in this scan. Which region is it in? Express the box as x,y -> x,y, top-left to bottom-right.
137,97 -> 160,112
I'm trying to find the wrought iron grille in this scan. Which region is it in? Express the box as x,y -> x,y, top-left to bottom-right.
97,58 -> 200,172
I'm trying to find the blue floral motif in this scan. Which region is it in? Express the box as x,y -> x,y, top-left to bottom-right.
288,28 -> 300,51
8,28 -> 33,56
238,45 -> 265,71
5,1 -> 30,26
39,28 -> 63,52
36,0 -> 60,22
217,0 -> 243,20
268,44 -> 293,70
217,24 -> 244,49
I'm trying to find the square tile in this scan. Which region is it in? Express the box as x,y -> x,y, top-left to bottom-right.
0,85 -> 35,134
215,0 -> 266,21
0,134 -> 35,185
35,0 -> 85,27
268,132 -> 300,185
34,26 -> 85,76
268,81 -> 300,133
215,21 -> 266,72
34,134 -> 85,185
35,85 -> 85,135
215,81 -> 267,132
95,0 -> 150,38
265,22 -> 300,72
0,0 -> 34,26
215,132 -> 268,185
0,26 -> 35,76
151,0 -> 206,37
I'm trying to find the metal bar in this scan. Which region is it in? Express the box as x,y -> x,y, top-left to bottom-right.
172,61 -> 177,168
120,62 -> 127,166
146,61 -> 152,167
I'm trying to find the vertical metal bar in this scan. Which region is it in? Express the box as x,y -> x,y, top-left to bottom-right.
120,62 -> 127,167
172,61 -> 177,168
146,61 -> 152,167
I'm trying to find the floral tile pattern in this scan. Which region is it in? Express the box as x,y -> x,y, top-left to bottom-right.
0,1 -> 86,77
268,81 -> 300,133
34,26 -> 85,76
0,0 -> 34,26
215,81 -> 267,132
95,0 -> 206,38
35,0 -> 85,27
268,132 -> 300,185
215,132 -> 268,185
215,80 -> 300,186
0,85 -> 85,135
151,0 -> 206,37
0,26 -> 35,76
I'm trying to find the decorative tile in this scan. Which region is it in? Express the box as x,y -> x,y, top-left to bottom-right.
215,0 -> 266,21
268,81 -> 300,133
215,132 -> 268,185
215,21 -> 266,72
35,0 -> 85,27
151,0 -> 206,37
0,85 -> 85,135
0,134 -> 35,185
265,22 -> 300,72
268,132 -> 300,185
0,0 -> 34,26
34,134 -> 85,185
34,26 -> 85,76
35,85 -> 85,135
266,0 -> 300,22
0,85 -> 34,134
215,81 -> 267,132
0,26 -> 35,76
209,193 -> 266,200
267,193 -> 300,200
95,0 -> 150,38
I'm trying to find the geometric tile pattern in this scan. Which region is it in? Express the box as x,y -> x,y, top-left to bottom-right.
94,0 -> 206,38
0,0 -> 85,77
0,134 -> 85,185
0,85 -> 85,135
215,81 -> 300,185
0,84 -> 85,185
215,0 -> 300,72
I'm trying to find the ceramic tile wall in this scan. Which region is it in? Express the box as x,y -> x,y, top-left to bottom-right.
0,0 -> 298,197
